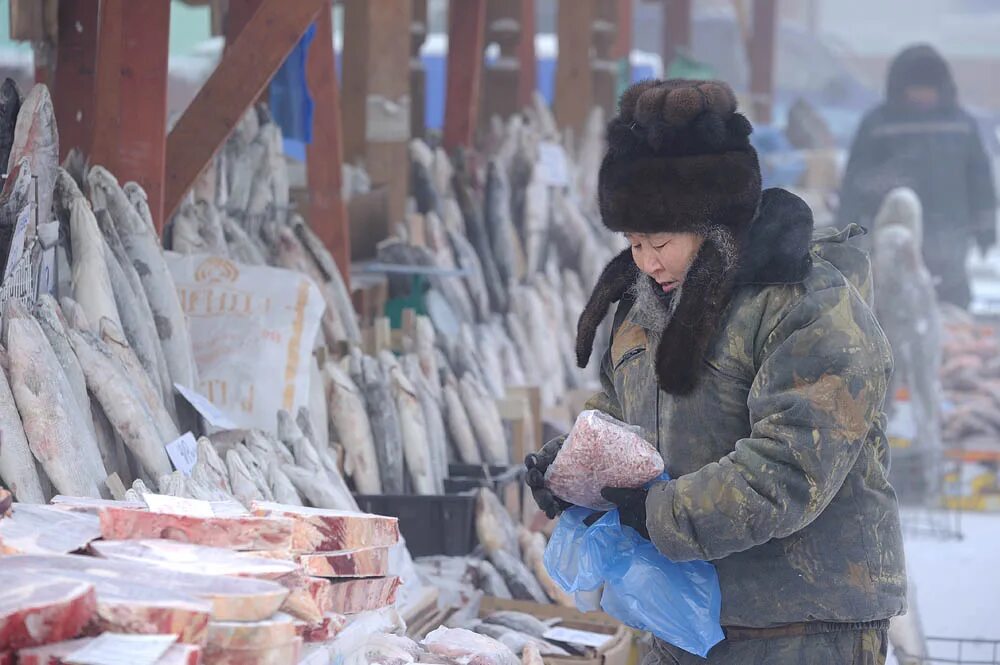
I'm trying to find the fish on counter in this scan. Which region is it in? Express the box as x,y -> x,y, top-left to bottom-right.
325,360 -> 381,495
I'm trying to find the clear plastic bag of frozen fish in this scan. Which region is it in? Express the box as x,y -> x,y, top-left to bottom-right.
543,409 -> 664,510
543,474 -> 725,658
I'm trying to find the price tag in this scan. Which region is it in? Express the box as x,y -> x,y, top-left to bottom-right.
142,493 -> 215,518
3,203 -> 32,280
537,141 -> 569,187
66,633 -> 177,665
165,432 -> 198,476
174,383 -> 239,430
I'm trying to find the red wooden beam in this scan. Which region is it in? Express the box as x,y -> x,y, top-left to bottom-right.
555,0 -> 594,135
89,0 -> 123,173
443,0 -> 487,151
611,0 -> 633,60
117,1 -> 171,233
306,2 -> 350,286
662,0 -> 692,70
517,0 -> 536,108
224,0 -> 263,49
749,0 -> 777,123
164,0 -> 327,221
53,0 -> 99,159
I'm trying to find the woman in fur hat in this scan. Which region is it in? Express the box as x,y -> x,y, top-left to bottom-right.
526,80 -> 905,664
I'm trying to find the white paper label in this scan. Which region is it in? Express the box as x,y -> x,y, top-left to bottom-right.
174,383 -> 239,430
537,141 -> 569,187
66,633 -> 177,665
3,203 -> 32,280
142,493 -> 215,518
543,626 -> 613,649
165,432 -> 198,476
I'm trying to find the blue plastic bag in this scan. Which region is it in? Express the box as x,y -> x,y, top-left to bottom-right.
543,475 -> 725,658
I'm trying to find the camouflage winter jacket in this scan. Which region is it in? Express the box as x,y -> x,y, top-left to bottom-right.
586,196 -> 907,628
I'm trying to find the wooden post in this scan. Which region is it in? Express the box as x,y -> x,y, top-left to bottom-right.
749,0 -> 777,124
53,0 -> 100,160
89,0 -> 124,173
482,0 -> 523,125
340,0 -> 412,229
306,2 -> 351,286
411,0 -> 428,140
224,0 -> 263,48
662,0 -> 692,71
164,0 -> 327,220
117,1 -> 171,233
555,0 -> 594,136
611,0 -> 632,60
592,0 -> 618,120
517,0 -> 536,109
443,0 -> 486,151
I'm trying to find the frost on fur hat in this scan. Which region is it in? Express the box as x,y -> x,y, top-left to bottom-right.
598,79 -> 762,236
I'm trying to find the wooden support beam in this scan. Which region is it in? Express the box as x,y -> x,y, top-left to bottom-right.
223,0 -> 263,49
117,1 -> 171,233
443,0 -> 486,151
611,0 -> 632,61
517,0 -> 536,108
410,0 -> 428,140
340,0 -> 412,230
482,0 -> 523,124
662,0 -> 692,70
555,0 -> 594,136
306,2 -> 351,286
53,0 -> 99,159
88,1 -> 171,231
749,0 -> 777,123
89,0 -> 124,173
592,0 -> 619,119
164,0 -> 326,220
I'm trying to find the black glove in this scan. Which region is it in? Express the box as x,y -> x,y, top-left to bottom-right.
525,436 -> 570,519
600,487 -> 650,540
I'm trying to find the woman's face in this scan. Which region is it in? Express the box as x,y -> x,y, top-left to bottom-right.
626,231 -> 704,294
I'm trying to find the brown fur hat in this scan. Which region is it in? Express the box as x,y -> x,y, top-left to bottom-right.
580,80 -> 765,394
599,79 -> 761,236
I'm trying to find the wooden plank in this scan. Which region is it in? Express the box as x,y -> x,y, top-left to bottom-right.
443,0 -> 486,151
517,0 -> 536,108
592,0 -> 619,119
482,0 -> 522,123
362,0 -> 412,230
662,0 -> 692,69
223,0 -> 262,49
164,0 -> 326,220
611,0 -> 632,60
54,0 -> 100,160
410,0 -> 428,139
117,0 -> 171,233
89,0 -> 124,173
340,0 -> 370,164
748,0 -> 776,123
554,0 -> 594,136
306,1 -> 351,286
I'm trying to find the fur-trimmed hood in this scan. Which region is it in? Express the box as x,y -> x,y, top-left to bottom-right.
577,188 -> 815,394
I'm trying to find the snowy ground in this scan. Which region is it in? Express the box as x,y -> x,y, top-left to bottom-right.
892,510 -> 1000,663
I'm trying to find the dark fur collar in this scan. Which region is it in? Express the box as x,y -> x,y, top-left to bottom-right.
576,188 -> 815,391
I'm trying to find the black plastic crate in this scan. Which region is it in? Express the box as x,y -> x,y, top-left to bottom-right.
445,464 -> 523,496
353,493 -> 478,557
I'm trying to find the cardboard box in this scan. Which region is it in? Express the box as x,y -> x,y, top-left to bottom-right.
478,597 -> 634,665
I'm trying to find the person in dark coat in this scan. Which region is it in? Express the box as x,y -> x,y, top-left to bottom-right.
837,44 -> 996,308
525,79 -> 905,664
